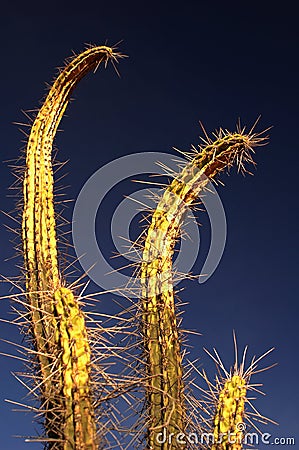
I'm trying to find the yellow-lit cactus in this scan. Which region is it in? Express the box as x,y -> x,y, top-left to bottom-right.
140,128 -> 267,448
21,45 -> 120,449
212,374 -> 246,450
2,42 -> 273,450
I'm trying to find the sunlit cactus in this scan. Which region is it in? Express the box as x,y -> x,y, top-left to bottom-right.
1,43 -> 274,450
140,128 -> 268,449
212,374 -> 246,450
21,45 -> 121,449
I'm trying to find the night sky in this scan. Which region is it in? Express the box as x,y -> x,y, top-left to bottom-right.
0,3 -> 298,449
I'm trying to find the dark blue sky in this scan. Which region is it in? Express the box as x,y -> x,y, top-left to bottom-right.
0,3 -> 298,449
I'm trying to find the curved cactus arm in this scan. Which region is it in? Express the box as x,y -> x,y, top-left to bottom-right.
140,129 -> 267,449
21,46 -> 121,449
23,46 -> 118,295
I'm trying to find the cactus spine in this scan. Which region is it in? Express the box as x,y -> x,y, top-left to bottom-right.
140,130 -> 266,448
22,46 -> 119,449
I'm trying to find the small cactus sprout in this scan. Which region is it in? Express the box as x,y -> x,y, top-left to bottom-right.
212,374 -> 247,450
197,335 -> 276,450
20,46 -> 121,449
140,125 -> 268,449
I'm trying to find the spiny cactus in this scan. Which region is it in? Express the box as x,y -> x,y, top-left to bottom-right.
2,43 -> 274,450
198,340 -> 275,450
140,127 -> 268,449
21,45 -> 121,449
212,374 -> 246,450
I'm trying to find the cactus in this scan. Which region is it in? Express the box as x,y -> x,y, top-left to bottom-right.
212,374 -> 246,450
21,45 -> 121,449
140,128 -> 268,448
2,43 -> 273,450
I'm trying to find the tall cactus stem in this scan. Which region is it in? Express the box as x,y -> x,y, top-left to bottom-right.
22,46 -> 120,449
140,129 -> 267,449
